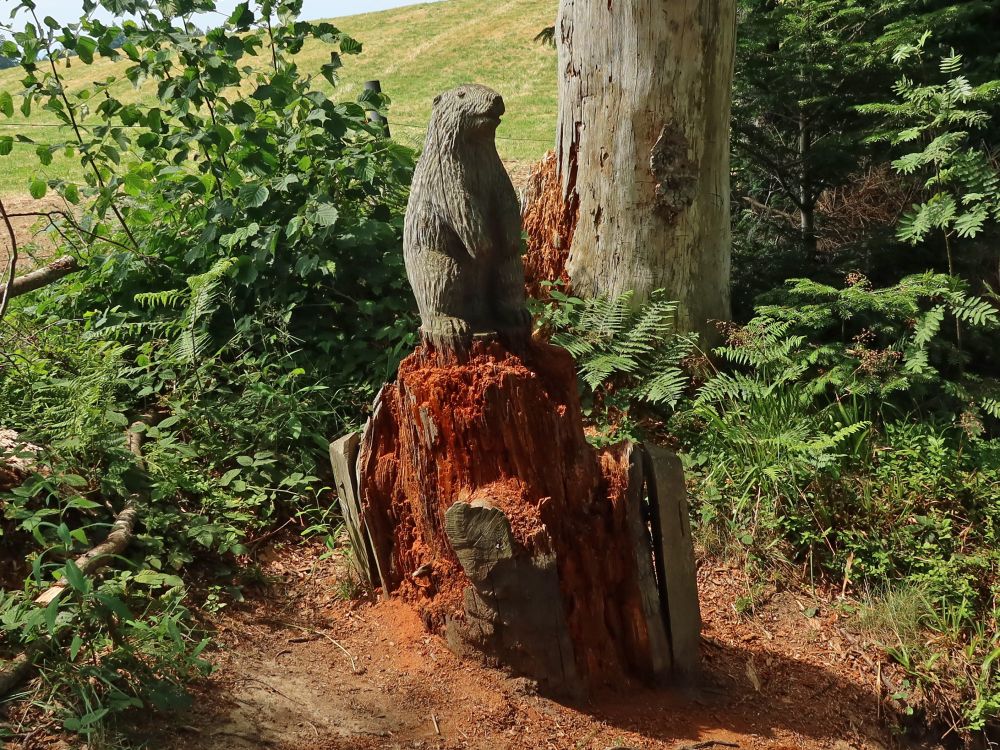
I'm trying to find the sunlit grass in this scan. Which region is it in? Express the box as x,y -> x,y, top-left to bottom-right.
0,0 -> 558,196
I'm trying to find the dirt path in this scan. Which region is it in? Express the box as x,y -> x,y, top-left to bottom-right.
131,540 -> 932,750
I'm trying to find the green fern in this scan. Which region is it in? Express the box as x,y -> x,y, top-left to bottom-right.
125,257 -> 237,366
864,37 -> 1000,265
538,290 -> 697,439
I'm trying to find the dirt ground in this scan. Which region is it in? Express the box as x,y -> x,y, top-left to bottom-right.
121,539 -> 938,750
0,195 -> 65,271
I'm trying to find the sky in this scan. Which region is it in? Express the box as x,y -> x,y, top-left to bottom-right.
0,0 -> 440,29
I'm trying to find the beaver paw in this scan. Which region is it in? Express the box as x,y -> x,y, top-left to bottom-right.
421,315 -> 474,351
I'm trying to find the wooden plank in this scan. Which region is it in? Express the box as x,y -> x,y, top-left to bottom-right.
644,443 -> 702,679
329,432 -> 375,591
623,444 -> 673,680
357,386 -> 393,596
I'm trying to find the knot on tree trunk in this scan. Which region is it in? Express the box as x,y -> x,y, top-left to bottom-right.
650,123 -> 698,224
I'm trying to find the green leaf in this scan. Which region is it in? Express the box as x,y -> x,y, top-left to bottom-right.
44,596 -> 60,634
29,178 -> 47,199
69,634 -> 84,660
228,1 -> 254,29
239,183 -> 269,208
314,203 -> 339,227
230,100 -> 255,124
35,145 -> 52,166
220,468 -> 242,486
96,593 -> 134,621
321,60 -> 340,87
339,35 -> 362,54
134,570 -> 184,589
0,136 -> 12,156
75,37 -> 97,64
157,415 -> 181,430
78,707 -> 109,727
221,222 -> 260,248
104,410 -> 128,427
0,91 -> 13,118
63,560 -> 86,593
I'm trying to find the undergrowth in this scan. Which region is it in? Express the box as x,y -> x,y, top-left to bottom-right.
0,0 -> 415,738
545,273 -> 999,737
540,43 -> 1000,739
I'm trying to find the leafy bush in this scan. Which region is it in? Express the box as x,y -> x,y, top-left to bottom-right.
544,271 -> 998,733
675,274 -> 999,733
0,0 -> 416,733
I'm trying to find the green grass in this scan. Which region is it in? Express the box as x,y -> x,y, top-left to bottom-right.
0,0 -> 558,196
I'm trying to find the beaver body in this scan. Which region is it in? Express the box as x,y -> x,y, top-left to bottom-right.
403,84 -> 530,348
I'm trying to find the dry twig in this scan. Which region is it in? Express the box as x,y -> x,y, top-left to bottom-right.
0,417 -> 155,697
0,196 -> 19,323
277,621 -> 360,674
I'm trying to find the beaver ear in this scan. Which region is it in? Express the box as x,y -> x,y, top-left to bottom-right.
433,94 -> 442,105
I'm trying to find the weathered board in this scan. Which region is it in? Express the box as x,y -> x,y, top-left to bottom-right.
329,433 -> 379,594
623,444 -> 673,680
645,443 -> 702,679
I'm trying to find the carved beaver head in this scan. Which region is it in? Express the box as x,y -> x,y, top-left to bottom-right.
430,84 -> 506,144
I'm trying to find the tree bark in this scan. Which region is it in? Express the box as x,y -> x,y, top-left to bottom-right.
9,256 -> 79,298
798,108 -> 818,262
528,0 -> 736,340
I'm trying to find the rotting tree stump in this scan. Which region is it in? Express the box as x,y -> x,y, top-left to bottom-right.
332,338 -> 701,696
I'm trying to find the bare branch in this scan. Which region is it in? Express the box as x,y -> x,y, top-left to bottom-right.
9,256 -> 80,299
6,210 -> 135,255
0,196 -> 19,322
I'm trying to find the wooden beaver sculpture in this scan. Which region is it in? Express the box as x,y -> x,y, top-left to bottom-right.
403,84 -> 531,350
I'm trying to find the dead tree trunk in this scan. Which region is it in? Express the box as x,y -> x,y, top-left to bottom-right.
524,0 -> 737,341
335,340 -> 700,695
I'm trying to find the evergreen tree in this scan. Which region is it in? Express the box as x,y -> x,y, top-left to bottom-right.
731,0 -> 1000,306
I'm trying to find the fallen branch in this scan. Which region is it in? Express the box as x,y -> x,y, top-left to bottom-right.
0,417 -> 153,698
34,505 -> 139,606
9,256 -> 80,299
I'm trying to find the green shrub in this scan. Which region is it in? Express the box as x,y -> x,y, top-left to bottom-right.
544,271 -> 998,733
0,0 -> 416,734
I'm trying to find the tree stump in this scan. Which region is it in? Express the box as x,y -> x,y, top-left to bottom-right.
335,338 -> 699,695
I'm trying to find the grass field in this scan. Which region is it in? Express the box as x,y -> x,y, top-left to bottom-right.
0,0 -> 558,197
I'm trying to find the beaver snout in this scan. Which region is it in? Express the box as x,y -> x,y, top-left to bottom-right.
485,94 -> 505,119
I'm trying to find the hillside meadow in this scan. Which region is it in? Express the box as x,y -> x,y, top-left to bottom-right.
0,0 -> 558,195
